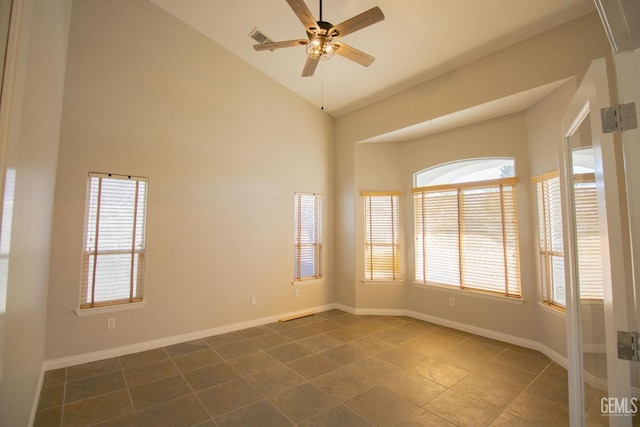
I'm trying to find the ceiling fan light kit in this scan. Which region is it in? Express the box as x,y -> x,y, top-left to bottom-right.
253,0 -> 384,77
305,21 -> 336,61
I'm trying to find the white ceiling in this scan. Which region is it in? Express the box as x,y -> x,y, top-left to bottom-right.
149,0 -> 595,119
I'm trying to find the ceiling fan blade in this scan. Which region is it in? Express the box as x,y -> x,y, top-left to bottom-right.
334,42 -> 375,67
329,7 -> 384,38
301,56 -> 319,77
286,0 -> 318,32
253,39 -> 308,51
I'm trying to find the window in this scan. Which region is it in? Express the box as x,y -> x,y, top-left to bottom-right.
535,173 -> 565,307
81,173 -> 148,309
413,159 -> 520,297
415,157 -> 515,187
363,192 -> 401,281
294,192 -> 322,281
534,171 -> 603,308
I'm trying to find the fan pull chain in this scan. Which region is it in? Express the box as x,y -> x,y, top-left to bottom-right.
321,62 -> 324,110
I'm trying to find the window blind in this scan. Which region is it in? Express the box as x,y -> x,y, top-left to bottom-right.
535,174 -> 565,306
413,177 -> 521,297
574,173 -> 603,300
533,172 -> 602,308
294,192 -> 322,281
81,173 -> 148,308
363,192 -> 401,281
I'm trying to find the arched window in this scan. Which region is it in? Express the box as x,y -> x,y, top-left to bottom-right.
413,158 -> 521,297
414,157 -> 515,186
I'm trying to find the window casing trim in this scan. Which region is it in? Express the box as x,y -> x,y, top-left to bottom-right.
533,170 -> 603,308
412,281 -> 524,304
291,278 -> 324,286
293,192 -> 323,282
412,177 -> 519,194
80,172 -> 148,309
361,280 -> 403,285
413,176 -> 521,298
75,301 -> 146,316
538,301 -> 566,317
362,191 -> 402,282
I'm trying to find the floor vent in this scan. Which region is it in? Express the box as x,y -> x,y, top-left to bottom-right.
279,311 -> 315,322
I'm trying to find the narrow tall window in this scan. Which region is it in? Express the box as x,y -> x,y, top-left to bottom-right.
81,173 -> 148,309
294,192 -> 322,281
534,171 -> 603,308
363,192 -> 401,281
413,159 -> 520,297
535,173 -> 565,307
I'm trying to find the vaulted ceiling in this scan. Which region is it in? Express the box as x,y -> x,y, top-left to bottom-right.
149,0 -> 596,118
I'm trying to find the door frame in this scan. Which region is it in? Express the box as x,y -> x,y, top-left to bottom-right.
561,58 -> 634,426
614,48 -> 640,365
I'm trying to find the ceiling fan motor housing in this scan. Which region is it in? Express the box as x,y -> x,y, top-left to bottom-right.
307,20 -> 334,37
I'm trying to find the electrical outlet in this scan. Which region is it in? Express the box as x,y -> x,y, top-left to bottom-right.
449,297 -> 454,306
107,318 -> 116,330
295,288 -> 300,298
251,296 -> 257,305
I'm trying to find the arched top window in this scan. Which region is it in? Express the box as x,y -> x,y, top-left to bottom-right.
414,158 -> 515,187
412,157 -> 520,297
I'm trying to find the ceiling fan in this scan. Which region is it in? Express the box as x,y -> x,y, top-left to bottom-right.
253,0 -> 385,77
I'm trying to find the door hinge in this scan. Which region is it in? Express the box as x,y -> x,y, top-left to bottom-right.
618,330 -> 639,361
601,102 -> 638,133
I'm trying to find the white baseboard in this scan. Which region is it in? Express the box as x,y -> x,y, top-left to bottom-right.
41,302 -> 617,414
347,306 -> 619,393
42,303 -> 574,376
350,306 -> 569,367
43,303 -> 335,370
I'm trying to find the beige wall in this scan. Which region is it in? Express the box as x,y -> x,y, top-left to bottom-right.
524,80 -> 578,355
0,0 -> 71,425
339,13 -> 611,145
0,0 -> 624,421
45,0 -> 333,360
43,2 -> 613,364
355,114 -> 540,340
335,12 -> 613,356
354,142 -> 405,309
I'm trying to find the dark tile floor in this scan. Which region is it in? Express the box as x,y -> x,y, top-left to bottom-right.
34,309 -> 610,426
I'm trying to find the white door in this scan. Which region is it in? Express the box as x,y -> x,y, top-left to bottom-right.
561,57 -> 639,426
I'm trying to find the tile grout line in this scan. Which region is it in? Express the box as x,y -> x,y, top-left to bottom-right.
168,344 -> 217,426
203,327 -> 305,426
59,367 -> 68,427
37,312 -> 572,426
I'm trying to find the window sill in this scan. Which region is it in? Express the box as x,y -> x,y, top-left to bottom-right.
538,302 -> 566,317
580,299 -> 604,305
75,301 -> 146,316
412,282 -> 524,304
292,279 -> 323,286
361,280 -> 403,286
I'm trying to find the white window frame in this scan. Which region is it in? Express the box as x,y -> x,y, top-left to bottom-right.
79,172 -> 148,310
534,171 -> 603,310
363,191 -> 401,282
294,192 -> 322,282
535,172 -> 566,308
413,159 -> 521,298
